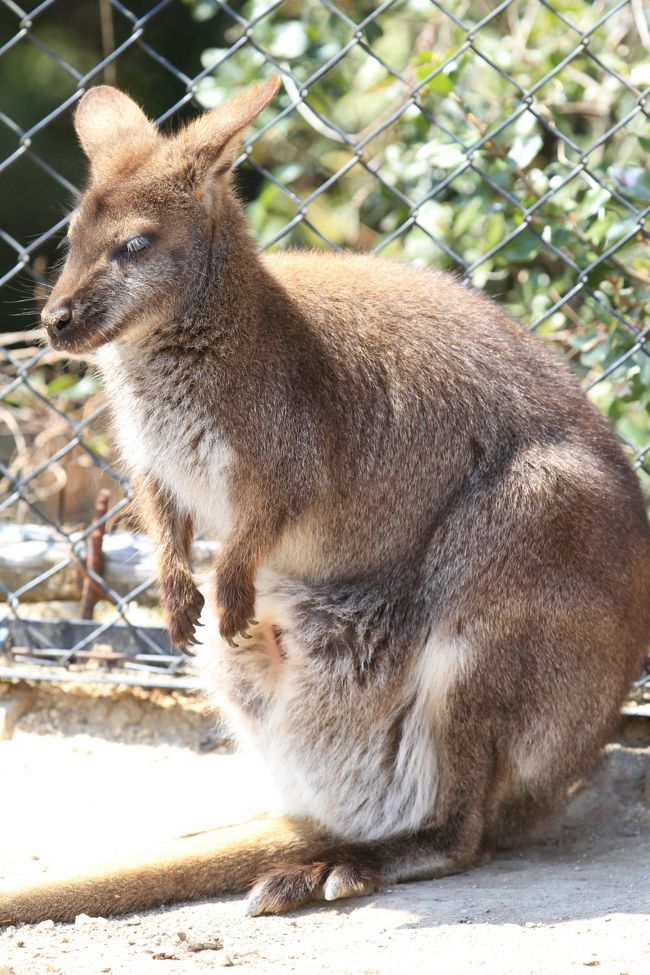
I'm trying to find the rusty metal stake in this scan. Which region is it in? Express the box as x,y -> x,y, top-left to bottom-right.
80,488 -> 111,620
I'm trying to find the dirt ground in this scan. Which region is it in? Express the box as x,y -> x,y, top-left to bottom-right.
0,683 -> 649,975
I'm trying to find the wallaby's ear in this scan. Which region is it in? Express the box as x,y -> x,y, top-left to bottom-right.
74,86 -> 158,163
175,76 -> 281,188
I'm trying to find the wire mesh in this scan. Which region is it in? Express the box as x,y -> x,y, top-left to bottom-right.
0,0 -> 649,692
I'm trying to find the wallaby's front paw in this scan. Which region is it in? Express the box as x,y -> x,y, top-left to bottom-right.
161,573 -> 204,652
216,571 -> 257,647
218,604 -> 258,647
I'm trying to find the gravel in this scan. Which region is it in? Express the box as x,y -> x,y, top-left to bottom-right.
1,683 -> 649,975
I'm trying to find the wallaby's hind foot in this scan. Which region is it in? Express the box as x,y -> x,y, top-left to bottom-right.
245,858 -> 380,916
245,827 -> 485,916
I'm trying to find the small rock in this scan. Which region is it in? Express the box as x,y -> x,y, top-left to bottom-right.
74,913 -> 100,927
0,692 -> 35,740
109,698 -> 143,731
178,932 -> 224,953
36,919 -> 54,930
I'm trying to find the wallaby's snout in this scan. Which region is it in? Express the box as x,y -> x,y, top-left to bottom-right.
41,292 -> 102,352
41,266 -> 114,353
41,299 -> 73,336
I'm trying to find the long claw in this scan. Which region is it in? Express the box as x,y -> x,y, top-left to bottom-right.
244,890 -> 266,917
249,618 -> 259,626
241,631 -> 252,640
226,637 -> 239,648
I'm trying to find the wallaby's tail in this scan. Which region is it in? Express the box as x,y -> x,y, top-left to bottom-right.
0,817 -> 330,926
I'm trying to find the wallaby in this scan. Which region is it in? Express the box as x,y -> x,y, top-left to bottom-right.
3,77 -> 649,925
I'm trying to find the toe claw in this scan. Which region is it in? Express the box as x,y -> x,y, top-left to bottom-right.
323,865 -> 379,903
226,637 -> 239,648
249,618 -> 259,626
244,891 -> 265,917
241,631 -> 252,640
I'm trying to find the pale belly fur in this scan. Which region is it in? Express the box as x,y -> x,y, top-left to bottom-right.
194,572 -> 471,842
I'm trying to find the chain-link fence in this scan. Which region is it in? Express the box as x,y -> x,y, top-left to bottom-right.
0,0 -> 649,696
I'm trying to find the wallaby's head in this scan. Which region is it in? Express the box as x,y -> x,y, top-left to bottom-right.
41,77 -> 279,353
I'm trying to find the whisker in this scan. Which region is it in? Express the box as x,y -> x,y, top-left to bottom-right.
56,203 -> 78,220
2,282 -> 41,297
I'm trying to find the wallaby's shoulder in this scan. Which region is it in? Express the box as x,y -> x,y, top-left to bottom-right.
261,248 -> 470,312
259,249 -> 566,381
261,249 -> 527,347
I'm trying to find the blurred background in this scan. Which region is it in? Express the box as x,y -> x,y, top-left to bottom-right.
0,0 -> 649,685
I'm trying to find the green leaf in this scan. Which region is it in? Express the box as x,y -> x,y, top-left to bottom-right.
609,167 -> 650,203
499,229 -> 541,262
420,71 -> 454,95
506,134 -> 543,170
484,211 -> 506,250
453,195 -> 485,237
605,215 -> 639,244
58,376 -> 100,403
47,374 -> 76,393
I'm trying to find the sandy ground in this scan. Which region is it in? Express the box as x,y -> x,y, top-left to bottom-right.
0,684 -> 649,975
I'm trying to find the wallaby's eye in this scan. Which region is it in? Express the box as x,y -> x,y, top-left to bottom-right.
117,234 -> 152,259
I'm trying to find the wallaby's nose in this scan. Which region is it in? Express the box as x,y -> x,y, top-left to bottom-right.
42,301 -> 73,333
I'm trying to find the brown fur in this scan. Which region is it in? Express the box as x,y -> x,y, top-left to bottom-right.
12,78 -> 648,922
0,819 -> 330,924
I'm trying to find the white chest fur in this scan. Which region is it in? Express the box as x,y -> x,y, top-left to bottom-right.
96,343 -> 234,539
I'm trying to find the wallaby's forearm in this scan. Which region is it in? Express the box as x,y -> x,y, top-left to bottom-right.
137,476 -> 193,570
136,477 -> 204,648
214,476 -> 288,643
